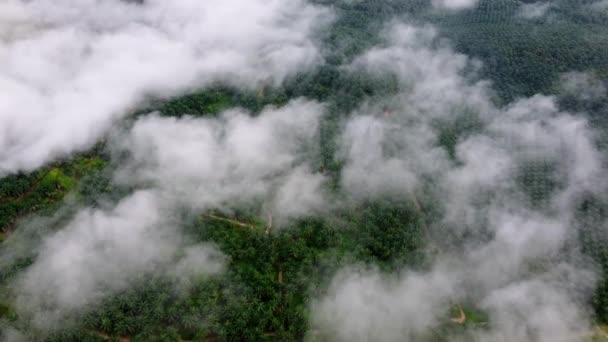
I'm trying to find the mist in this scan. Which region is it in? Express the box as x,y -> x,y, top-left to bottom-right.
432,0 -> 479,11
517,2 -> 553,19
0,0 -> 331,175
113,99 -> 327,220
311,22 -> 606,341
2,0 -> 331,333
1,1 -> 607,341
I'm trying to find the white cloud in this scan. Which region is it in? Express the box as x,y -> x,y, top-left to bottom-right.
560,71 -> 607,101
590,0 -> 608,11
0,0 -> 331,175
314,22 -> 605,341
432,0 -> 479,11
517,2 -> 553,19
115,99 -> 326,220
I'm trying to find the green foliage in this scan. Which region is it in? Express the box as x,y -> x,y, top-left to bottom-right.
0,155 -> 106,232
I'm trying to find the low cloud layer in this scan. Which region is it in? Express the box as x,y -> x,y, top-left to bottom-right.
115,99 -> 327,220
432,0 -> 479,11
313,22 -> 606,341
590,0 -> 608,11
16,190 -> 225,329
0,0 -> 331,175
312,267 -> 457,341
10,99 -> 327,327
2,4 -> 606,340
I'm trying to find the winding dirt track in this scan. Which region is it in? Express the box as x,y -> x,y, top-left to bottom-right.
201,214 -> 255,229
88,330 -> 130,342
450,305 -> 466,324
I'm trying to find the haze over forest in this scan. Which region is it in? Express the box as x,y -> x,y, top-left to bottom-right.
2,0 -> 608,341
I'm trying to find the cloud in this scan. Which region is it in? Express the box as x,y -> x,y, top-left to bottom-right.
339,23 -> 489,199
2,4 -> 606,340
590,0 -> 608,11
271,166 -> 328,220
14,190 -> 225,328
339,114 -> 420,198
0,0 -> 331,175
517,2 -> 553,19
314,260 -> 593,342
0,325 -> 25,342
9,99 -> 326,328
475,271 -> 593,342
559,71 -> 607,101
311,213 -> 596,341
114,99 -> 327,220
431,0 -> 479,11
313,22 -> 605,341
339,23 -> 603,214
311,267 -> 457,341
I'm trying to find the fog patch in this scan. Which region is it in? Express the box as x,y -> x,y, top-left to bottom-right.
314,22 -> 605,341
14,190 -> 224,328
114,99 -> 327,221
10,99 -> 327,329
431,0 -> 479,11
0,0 -> 331,175
559,71 -> 607,101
